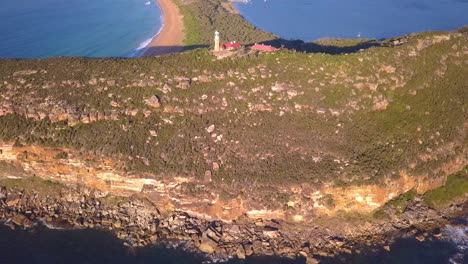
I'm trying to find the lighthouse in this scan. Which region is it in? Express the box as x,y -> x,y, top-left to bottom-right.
214,31 -> 220,52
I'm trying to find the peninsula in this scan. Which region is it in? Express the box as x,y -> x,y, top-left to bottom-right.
0,0 -> 467,263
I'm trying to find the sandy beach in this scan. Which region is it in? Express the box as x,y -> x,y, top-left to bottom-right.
142,0 -> 185,56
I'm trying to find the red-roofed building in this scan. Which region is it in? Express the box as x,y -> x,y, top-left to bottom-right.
251,43 -> 278,52
222,41 -> 241,50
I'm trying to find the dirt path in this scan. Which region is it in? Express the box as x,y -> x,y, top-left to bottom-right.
142,0 -> 185,56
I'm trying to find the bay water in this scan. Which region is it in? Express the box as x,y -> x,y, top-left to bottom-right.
0,0 -> 161,58
235,0 -> 468,41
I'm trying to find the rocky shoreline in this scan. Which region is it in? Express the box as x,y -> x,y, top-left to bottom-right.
1,183 -> 466,263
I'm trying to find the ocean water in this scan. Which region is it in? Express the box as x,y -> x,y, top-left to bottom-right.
0,0 -> 162,58
0,224 -> 303,264
235,0 -> 468,41
0,222 -> 466,264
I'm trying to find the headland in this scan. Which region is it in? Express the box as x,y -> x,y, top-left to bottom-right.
0,0 -> 467,263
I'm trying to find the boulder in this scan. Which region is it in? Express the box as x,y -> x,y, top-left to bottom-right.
149,234 -> 158,244
6,195 -> 21,207
204,170 -> 212,182
306,257 -> 320,264
204,227 -> 221,242
415,234 -> 425,242
212,162 -> 220,171
175,77 -> 191,89
243,244 -> 254,256
206,125 -> 215,133
235,245 -> 246,259
161,83 -> 172,94
11,214 -> 32,228
145,96 -> 161,108
252,240 -> 263,252
198,242 -> 215,254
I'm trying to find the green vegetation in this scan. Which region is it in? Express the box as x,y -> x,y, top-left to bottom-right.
423,167 -> 468,207
0,177 -> 64,194
54,151 -> 69,160
373,189 -> 417,218
314,38 -> 376,48
174,0 -> 202,46
175,0 -> 276,47
0,30 -> 466,192
321,194 -> 336,209
374,167 -> 468,219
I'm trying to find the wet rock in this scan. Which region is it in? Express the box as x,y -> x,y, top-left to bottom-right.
243,243 -> 254,256
432,228 -> 442,238
11,214 -> 32,228
415,234 -> 425,242
252,240 -> 262,252
149,234 -> 158,244
306,257 -> 320,264
236,245 -> 246,259
4,221 -> 16,230
199,241 -> 216,254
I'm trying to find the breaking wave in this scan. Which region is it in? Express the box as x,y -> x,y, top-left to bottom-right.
444,219 -> 468,264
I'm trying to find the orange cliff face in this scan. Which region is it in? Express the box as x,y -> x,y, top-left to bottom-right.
0,141 -> 465,223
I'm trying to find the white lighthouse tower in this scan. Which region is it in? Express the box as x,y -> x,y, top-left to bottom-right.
214,31 -> 220,52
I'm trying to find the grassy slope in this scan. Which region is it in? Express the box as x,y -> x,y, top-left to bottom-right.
423,166 -> 468,207
0,31 -> 466,192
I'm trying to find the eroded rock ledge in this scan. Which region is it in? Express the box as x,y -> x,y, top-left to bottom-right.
1,141 -> 465,221
0,30 -> 466,262
0,181 -> 466,262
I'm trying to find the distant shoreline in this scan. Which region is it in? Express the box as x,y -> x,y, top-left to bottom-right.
141,0 -> 185,57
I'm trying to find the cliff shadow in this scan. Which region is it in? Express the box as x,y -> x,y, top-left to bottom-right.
138,38 -> 386,57
252,38 -> 383,55
142,45 -> 209,57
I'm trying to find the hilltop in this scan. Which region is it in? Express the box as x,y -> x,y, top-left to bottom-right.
0,20 -> 467,262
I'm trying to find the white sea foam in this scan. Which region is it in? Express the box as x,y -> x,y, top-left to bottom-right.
37,218 -> 65,230
444,221 -> 468,264
137,36 -> 154,50
127,11 -> 164,58
145,1 -> 151,5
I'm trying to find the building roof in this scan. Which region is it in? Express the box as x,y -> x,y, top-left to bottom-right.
223,41 -> 241,49
251,43 -> 278,52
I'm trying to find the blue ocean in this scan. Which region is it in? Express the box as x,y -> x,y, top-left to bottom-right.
0,222 -> 466,264
235,0 -> 468,41
0,0 -> 161,58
